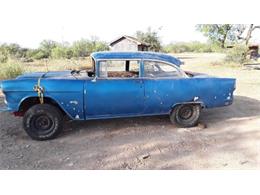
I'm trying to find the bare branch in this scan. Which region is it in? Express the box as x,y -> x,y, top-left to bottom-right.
253,25 -> 260,30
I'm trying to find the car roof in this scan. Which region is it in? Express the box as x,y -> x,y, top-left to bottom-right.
91,51 -> 182,66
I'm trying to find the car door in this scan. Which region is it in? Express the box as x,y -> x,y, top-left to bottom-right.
142,60 -> 187,114
84,60 -> 144,118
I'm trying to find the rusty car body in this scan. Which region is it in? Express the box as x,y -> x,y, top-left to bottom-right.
0,52 -> 236,140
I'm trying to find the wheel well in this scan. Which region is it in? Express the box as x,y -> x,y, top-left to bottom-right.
18,97 -> 66,116
171,102 -> 204,112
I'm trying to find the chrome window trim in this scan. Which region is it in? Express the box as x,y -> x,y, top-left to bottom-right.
142,59 -> 187,79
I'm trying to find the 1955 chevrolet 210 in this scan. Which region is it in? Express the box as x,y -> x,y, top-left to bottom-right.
0,52 -> 236,140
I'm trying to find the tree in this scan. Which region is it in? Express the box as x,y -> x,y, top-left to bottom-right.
135,27 -> 162,51
71,39 -> 89,57
51,43 -> 73,59
39,40 -> 58,58
237,24 -> 260,45
71,38 -> 109,58
87,36 -> 109,53
196,24 -> 246,48
0,43 -> 28,59
4,43 -> 20,57
0,38 -> 109,61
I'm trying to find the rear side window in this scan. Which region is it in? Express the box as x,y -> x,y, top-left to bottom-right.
143,61 -> 182,78
99,60 -> 140,78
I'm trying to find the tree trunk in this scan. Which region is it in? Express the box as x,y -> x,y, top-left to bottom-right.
221,25 -> 231,48
245,24 -> 254,46
221,33 -> 227,48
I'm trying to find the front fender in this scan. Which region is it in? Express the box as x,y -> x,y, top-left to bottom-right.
3,79 -> 85,120
0,106 -> 12,112
18,95 -> 84,120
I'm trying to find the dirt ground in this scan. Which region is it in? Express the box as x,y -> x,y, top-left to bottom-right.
0,53 -> 260,169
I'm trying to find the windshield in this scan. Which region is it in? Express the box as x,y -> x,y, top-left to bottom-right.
70,57 -> 96,77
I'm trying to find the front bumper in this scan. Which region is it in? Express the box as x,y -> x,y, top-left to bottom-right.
0,106 -> 11,112
0,81 -> 9,112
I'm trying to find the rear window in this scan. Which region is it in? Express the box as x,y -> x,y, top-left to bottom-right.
143,61 -> 183,78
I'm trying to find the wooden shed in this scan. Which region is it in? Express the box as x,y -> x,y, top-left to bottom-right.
109,35 -> 150,52
248,45 -> 259,59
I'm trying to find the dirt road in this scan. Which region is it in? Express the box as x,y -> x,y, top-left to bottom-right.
0,53 -> 260,169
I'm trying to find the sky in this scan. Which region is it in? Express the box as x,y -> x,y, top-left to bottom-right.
0,0 -> 208,48
1,0 -> 260,48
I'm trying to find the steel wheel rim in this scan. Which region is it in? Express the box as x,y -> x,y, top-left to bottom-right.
32,114 -> 54,135
179,105 -> 193,120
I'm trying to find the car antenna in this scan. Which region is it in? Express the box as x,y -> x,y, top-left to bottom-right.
44,58 -> 49,72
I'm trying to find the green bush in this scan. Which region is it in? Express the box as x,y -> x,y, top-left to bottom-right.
51,46 -> 73,59
71,39 -> 109,58
0,63 -> 24,79
0,49 -> 8,63
225,45 -> 248,64
0,43 -> 29,60
26,49 -> 49,60
71,39 -> 91,57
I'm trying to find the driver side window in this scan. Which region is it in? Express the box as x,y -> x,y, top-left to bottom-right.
99,60 -> 140,78
143,61 -> 181,78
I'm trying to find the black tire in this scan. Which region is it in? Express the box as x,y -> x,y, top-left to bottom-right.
170,104 -> 201,127
23,104 -> 63,140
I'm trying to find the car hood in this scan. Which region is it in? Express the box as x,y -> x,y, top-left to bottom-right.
16,71 -> 73,80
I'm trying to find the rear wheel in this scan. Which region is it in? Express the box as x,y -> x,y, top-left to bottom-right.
170,104 -> 201,127
23,104 -> 63,140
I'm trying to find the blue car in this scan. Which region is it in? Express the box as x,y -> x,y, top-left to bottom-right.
0,52 -> 236,140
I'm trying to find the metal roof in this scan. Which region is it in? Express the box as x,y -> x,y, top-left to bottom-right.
91,51 -> 182,66
109,35 -> 150,46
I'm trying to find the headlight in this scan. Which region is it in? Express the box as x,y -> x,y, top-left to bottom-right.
0,83 -> 2,96
4,95 -> 7,105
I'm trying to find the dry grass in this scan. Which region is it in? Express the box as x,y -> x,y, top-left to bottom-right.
17,57 -> 93,73
0,57 -> 93,79
174,52 -> 226,66
0,63 -> 24,80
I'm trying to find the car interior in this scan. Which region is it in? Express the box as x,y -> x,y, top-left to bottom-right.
99,60 -> 140,78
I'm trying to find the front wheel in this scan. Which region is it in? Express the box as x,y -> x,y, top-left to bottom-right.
170,104 -> 201,127
23,104 -> 63,140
